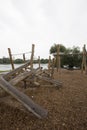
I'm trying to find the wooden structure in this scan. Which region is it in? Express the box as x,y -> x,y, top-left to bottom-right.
0,62 -> 47,119
8,44 -> 34,70
0,44 -> 62,119
53,44 -> 87,74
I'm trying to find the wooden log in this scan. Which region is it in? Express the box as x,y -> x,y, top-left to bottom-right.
30,44 -> 35,69
3,61 -> 30,80
0,76 -> 47,119
48,56 -> 51,71
81,45 -> 87,74
9,68 -> 41,86
36,75 -> 62,87
51,58 -> 55,78
56,44 -> 60,72
9,71 -> 33,86
33,81 -> 40,87
8,48 -> 14,70
23,53 -> 26,62
38,56 -> 40,68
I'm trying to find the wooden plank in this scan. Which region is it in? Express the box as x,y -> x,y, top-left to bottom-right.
0,76 -> 47,119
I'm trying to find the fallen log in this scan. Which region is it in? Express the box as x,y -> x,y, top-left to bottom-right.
0,76 -> 47,119
36,75 -> 62,87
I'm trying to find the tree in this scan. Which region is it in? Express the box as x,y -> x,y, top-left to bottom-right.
14,59 -> 24,64
62,46 -> 82,68
50,44 -> 66,54
2,57 -> 10,64
50,44 -> 82,68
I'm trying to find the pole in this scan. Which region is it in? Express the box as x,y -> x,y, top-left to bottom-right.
8,48 -> 14,70
30,44 -> 35,69
38,56 -> 40,68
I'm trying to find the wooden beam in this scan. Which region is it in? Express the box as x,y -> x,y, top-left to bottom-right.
30,44 -> 35,69
51,58 -> 55,78
9,71 -> 33,85
48,56 -> 51,72
36,74 -> 62,87
38,56 -> 40,68
8,48 -> 14,70
56,44 -> 60,72
81,44 -> 87,74
9,68 -> 40,86
23,53 -> 26,62
3,61 -> 31,80
0,76 -> 47,119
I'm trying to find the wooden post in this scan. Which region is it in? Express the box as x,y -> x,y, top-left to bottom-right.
51,58 -> 55,78
38,56 -> 40,68
48,56 -> 51,71
8,48 -> 14,70
30,44 -> 35,69
56,44 -> 60,72
23,53 -> 26,62
81,45 -> 87,74
81,46 -> 84,73
84,45 -> 87,74
0,76 -> 47,118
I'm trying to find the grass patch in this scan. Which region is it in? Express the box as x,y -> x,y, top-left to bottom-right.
0,70 -> 10,73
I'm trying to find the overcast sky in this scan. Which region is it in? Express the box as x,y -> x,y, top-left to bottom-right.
0,0 -> 87,59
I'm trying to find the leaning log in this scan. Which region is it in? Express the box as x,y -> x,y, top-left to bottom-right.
36,75 -> 62,87
3,61 -> 31,80
0,76 -> 47,119
9,68 -> 40,86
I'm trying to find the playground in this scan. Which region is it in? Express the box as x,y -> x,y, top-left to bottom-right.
0,69 -> 87,130
0,44 -> 87,130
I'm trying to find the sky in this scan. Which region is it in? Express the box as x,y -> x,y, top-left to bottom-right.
0,0 -> 87,59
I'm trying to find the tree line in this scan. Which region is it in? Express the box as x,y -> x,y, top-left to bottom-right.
0,44 -> 86,68
0,57 -> 49,64
50,44 -> 85,68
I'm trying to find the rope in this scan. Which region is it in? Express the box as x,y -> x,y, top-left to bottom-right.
12,51 -> 31,56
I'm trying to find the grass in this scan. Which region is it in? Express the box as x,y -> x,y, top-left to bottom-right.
0,70 -> 10,73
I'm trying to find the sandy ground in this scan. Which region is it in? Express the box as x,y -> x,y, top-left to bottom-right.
0,69 -> 87,130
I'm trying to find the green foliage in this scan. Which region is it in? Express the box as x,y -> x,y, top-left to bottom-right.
0,57 -> 49,64
40,59 -> 48,64
14,59 -> 24,64
50,44 -> 66,54
0,57 -> 24,64
0,57 -> 10,64
50,44 -> 82,68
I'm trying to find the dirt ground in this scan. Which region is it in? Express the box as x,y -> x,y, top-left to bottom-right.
0,69 -> 87,130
